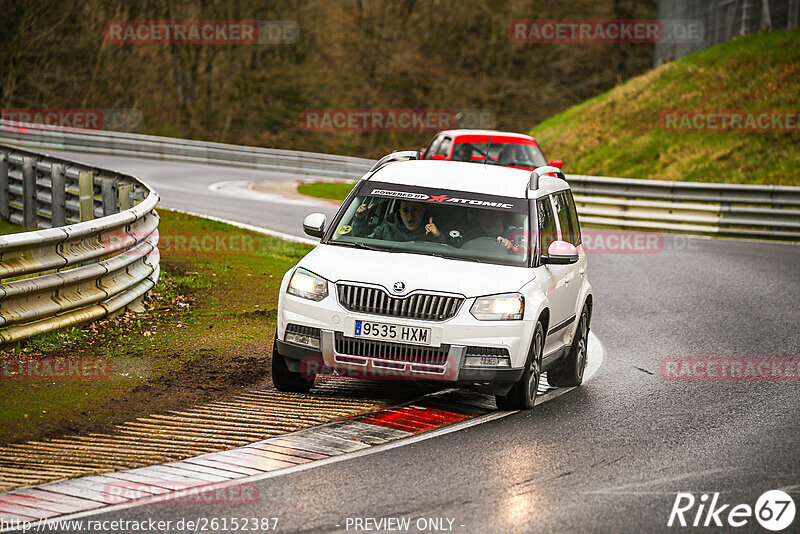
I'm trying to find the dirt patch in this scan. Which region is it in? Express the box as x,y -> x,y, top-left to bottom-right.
250,180 -> 309,198
0,274 -> 275,445
0,209 -> 312,447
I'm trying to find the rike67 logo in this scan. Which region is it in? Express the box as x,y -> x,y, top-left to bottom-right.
668,490 -> 795,531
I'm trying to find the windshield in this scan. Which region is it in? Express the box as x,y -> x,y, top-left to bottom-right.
452,141 -> 547,168
327,181 -> 530,266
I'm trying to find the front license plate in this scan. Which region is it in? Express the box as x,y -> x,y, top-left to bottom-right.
354,320 -> 432,345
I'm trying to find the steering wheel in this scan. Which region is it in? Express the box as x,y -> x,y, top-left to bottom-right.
460,236 -> 505,252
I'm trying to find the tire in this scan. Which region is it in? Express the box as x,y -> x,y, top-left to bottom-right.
271,337 -> 315,393
496,322 -> 543,410
547,305 -> 589,387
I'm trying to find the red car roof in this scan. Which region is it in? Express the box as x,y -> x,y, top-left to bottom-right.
453,134 -> 539,147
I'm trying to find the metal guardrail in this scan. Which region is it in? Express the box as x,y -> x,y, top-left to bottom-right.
1,120 -> 798,241
0,120 -> 373,179
0,144 -> 160,345
568,175 -> 800,240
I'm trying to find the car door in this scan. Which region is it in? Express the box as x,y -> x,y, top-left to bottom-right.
536,196 -> 573,355
422,135 -> 443,159
551,191 -> 582,342
436,136 -> 453,159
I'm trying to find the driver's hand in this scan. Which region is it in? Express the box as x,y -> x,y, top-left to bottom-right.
497,236 -> 520,254
425,217 -> 440,237
355,203 -> 376,220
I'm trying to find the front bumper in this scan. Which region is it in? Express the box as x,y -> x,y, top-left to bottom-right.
277,289 -> 533,394
277,330 -> 524,391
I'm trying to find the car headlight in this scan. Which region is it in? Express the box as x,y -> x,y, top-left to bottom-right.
287,267 -> 329,301
470,293 -> 524,320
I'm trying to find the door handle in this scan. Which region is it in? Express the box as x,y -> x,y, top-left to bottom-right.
579,267 -> 585,275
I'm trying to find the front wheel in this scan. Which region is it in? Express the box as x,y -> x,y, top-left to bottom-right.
271,337 -> 315,393
496,322 -> 543,410
547,305 -> 589,387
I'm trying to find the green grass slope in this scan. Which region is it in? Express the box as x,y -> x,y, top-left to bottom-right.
532,30 -> 800,185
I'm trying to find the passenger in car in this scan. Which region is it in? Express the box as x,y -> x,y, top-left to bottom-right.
453,144 -> 473,162
497,145 -> 525,166
463,209 -> 523,253
352,200 -> 446,243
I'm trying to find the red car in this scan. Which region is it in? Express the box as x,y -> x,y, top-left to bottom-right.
420,129 -> 562,171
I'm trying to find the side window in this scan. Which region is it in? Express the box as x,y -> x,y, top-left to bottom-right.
532,146 -> 548,168
565,191 -> 582,246
436,137 -> 453,158
423,136 -> 442,160
537,197 -> 557,258
552,192 -> 571,243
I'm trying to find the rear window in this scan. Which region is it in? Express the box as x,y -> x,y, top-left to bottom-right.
564,191 -> 582,246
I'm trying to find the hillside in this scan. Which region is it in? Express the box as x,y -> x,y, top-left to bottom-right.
531,30 -> 800,185
1,0 -> 655,158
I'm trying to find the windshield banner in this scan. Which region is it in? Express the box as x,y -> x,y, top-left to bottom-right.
361,181 -> 528,213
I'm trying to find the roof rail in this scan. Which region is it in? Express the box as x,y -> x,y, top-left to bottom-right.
368,150 -> 420,174
529,165 -> 567,191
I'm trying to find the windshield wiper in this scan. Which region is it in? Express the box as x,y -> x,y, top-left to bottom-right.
330,240 -> 394,253
416,250 -> 486,263
455,256 -> 487,263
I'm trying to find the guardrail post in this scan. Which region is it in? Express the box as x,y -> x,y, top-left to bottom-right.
130,189 -> 145,206
0,151 -> 8,220
50,163 -> 66,227
22,157 -> 37,228
101,176 -> 118,216
118,183 -> 133,211
78,171 -> 94,222
127,295 -> 147,313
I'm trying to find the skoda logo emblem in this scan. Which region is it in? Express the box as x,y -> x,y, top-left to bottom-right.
393,282 -> 405,293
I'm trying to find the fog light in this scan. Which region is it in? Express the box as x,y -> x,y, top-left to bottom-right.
464,356 -> 511,367
286,332 -> 321,349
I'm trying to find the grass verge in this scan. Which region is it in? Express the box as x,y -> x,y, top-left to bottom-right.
297,181 -> 355,202
0,220 -> 35,236
531,29 -> 800,185
0,209 -> 311,446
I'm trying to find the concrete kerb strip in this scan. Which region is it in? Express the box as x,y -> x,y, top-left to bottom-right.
0,334 -> 604,530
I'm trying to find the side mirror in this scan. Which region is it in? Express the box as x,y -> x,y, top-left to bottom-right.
542,240 -> 578,265
431,154 -> 447,160
303,213 -> 326,238
548,159 -> 563,169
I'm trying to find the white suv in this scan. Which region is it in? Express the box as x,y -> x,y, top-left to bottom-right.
273,153 -> 593,410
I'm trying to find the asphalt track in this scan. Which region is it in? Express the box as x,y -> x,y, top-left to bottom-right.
20,151 -> 800,533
